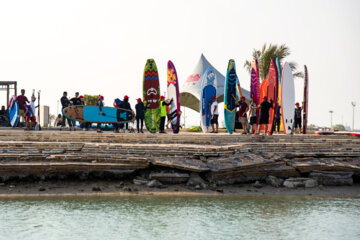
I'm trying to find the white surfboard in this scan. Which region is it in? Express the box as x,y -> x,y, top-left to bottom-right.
281,62 -> 295,134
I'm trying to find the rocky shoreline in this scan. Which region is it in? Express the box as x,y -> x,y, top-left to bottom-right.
0,130 -> 359,197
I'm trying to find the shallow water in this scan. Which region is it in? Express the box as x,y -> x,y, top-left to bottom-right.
1,196 -> 359,240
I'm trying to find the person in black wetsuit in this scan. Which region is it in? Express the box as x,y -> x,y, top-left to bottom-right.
97,95 -> 104,133
69,92 -> 81,130
135,98 -> 146,133
256,96 -> 273,135
60,91 -> 73,130
120,95 -> 132,132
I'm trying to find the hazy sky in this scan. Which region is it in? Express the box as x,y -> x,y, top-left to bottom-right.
0,0 -> 359,129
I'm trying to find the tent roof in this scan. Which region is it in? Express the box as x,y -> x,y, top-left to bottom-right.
180,54 -> 249,112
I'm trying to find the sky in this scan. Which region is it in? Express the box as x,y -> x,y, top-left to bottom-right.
0,0 -> 359,129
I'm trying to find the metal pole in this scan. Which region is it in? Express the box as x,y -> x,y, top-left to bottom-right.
329,110 -> 333,128
351,102 -> 356,130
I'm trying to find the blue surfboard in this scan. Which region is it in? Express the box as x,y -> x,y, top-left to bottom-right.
8,96 -> 19,127
200,67 -> 217,133
224,60 -> 238,134
63,105 -> 135,123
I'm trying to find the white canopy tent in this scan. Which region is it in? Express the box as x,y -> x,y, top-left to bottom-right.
180,54 -> 250,112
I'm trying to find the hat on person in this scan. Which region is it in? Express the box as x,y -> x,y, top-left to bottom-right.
211,96 -> 216,100
295,102 -> 300,106
136,98 -> 141,101
263,96 -> 267,100
160,96 -> 165,100
98,95 -> 104,100
79,95 -> 84,99
124,95 -> 129,99
241,96 -> 246,100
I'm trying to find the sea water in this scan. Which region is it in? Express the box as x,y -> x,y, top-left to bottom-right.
1,196 -> 359,240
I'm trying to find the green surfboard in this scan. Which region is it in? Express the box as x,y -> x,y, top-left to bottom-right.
143,59 -> 161,133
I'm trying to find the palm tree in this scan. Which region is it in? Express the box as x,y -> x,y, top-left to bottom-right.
244,43 -> 304,81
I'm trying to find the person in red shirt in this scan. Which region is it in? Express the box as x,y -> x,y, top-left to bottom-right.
16,89 -> 29,126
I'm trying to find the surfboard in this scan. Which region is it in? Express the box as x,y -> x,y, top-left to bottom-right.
8,96 -> 19,127
200,67 -> 217,133
276,57 -> 284,132
303,65 -> 309,134
349,132 -> 360,137
250,60 -> 260,124
224,59 -> 238,134
167,60 -> 181,133
281,62 -> 295,134
143,59 -> 161,133
63,105 -> 135,123
266,59 -> 279,135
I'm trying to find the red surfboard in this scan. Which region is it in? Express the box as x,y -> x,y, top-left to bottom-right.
266,59 -> 278,135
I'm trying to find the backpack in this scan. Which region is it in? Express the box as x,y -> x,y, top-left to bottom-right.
115,98 -> 122,108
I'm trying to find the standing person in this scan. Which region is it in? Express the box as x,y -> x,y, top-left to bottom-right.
294,102 -> 303,134
159,96 -> 173,133
275,105 -> 281,134
60,91 -> 72,130
256,97 -> 273,135
25,95 -> 37,130
112,98 -> 122,133
248,97 -> 258,134
120,95 -> 132,132
16,89 -> 29,126
210,96 -> 219,133
135,98 -> 146,133
79,95 -> 90,130
233,96 -> 249,134
69,92 -> 81,130
97,95 -> 104,133
165,101 -> 171,129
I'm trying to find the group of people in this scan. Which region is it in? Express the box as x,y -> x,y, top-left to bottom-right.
59,92 -> 174,134
0,89 -> 39,130
209,95 -> 304,135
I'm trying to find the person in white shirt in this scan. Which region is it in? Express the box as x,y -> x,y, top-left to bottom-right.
210,96 -> 219,133
25,95 -> 37,130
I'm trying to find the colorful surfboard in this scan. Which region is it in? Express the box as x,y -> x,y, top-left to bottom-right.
63,105 -> 135,123
143,59 -> 161,133
167,60 -> 181,134
266,59 -> 279,135
303,65 -> 309,134
281,62 -> 295,134
250,60 -> 260,124
200,67 -> 217,133
276,57 -> 284,132
224,59 -> 238,134
8,96 -> 19,127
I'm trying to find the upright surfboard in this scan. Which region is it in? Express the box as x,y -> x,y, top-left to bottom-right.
276,57 -> 284,132
63,105 -> 135,123
167,60 -> 181,133
200,67 -> 217,133
8,96 -> 19,127
266,59 -> 279,135
250,60 -> 260,124
224,60 -> 238,134
281,62 -> 295,134
303,65 -> 309,134
143,59 -> 161,133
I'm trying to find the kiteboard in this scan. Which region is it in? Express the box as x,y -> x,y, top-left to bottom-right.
266,59 -> 279,135
303,65 -> 309,134
224,59 -> 238,134
167,60 -> 181,133
8,96 -> 19,127
143,59 -> 161,133
63,105 -> 135,123
281,62 -> 295,134
200,67 -> 217,133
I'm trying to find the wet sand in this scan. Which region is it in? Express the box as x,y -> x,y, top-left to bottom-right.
0,181 -> 359,198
